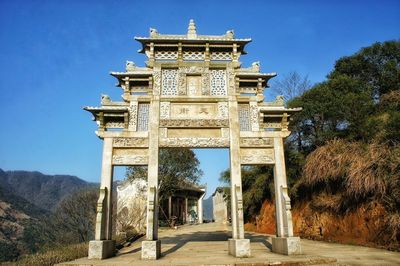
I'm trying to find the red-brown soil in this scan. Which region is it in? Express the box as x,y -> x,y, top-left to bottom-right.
245,200 -> 399,251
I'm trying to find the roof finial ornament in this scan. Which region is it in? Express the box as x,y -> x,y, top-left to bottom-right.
149,27 -> 158,37
187,19 -> 197,39
226,30 -> 234,39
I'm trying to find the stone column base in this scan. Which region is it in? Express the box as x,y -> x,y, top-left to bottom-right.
88,240 -> 116,259
228,238 -> 251,257
272,236 -> 302,255
141,240 -> 161,260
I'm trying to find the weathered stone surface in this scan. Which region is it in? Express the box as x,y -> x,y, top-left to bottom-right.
228,238 -> 251,257
84,20 -> 303,261
88,240 -> 115,259
141,240 -> 161,260
272,236 -> 302,255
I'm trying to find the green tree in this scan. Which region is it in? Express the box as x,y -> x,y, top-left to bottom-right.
288,40 -> 400,150
329,41 -> 400,98
219,166 -> 274,222
126,148 -> 203,201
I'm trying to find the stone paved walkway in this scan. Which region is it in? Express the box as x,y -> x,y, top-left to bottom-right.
58,223 -> 400,266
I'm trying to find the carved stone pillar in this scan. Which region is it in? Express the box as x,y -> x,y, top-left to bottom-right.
88,137 -> 116,259
272,137 -> 302,255
228,96 -> 250,257
142,97 -> 161,260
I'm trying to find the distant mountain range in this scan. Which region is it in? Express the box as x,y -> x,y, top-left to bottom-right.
0,169 -> 95,261
0,169 -> 95,211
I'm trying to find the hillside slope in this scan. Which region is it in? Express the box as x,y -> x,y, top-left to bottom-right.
0,184 -> 53,261
0,169 -> 94,211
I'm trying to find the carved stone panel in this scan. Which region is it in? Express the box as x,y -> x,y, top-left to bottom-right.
112,148 -> 148,165
249,102 -> 260,131
160,102 -> 170,119
159,137 -> 229,148
167,128 -> 221,138
187,75 -> 202,96
128,101 -> 138,131
159,119 -> 229,128
201,72 -> 210,95
170,103 -> 218,119
217,102 -> 229,119
240,137 -> 273,148
113,137 -> 149,148
240,148 -> 274,165
152,70 -> 161,95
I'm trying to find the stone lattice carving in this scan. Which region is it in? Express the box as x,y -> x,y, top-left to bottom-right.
159,138 -> 229,147
106,122 -> 125,128
183,51 -> 205,61
112,155 -> 148,165
210,52 -> 232,61
160,102 -> 170,119
128,101 -> 138,131
161,69 -> 178,95
240,137 -> 273,147
238,104 -> 251,131
113,137 -> 149,148
155,51 -> 178,60
210,70 -> 227,95
263,122 -> 282,129
137,103 -> 150,131
159,119 -> 229,128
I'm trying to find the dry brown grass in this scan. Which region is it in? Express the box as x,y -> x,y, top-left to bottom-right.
302,139 -> 399,198
299,139 -> 400,247
12,242 -> 87,266
310,193 -> 343,212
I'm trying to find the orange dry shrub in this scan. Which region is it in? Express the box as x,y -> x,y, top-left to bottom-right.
298,139 -> 400,249
301,139 -> 395,197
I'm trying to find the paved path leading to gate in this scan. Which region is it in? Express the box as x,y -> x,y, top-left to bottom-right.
58,223 -> 400,266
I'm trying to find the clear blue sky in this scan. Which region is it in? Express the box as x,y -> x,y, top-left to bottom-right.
0,0 -> 399,198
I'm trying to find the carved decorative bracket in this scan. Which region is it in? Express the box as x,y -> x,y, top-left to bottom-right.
95,187 -> 107,240
281,186 -> 294,237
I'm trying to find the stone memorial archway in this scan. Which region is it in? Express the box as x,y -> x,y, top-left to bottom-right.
85,20 -> 302,260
